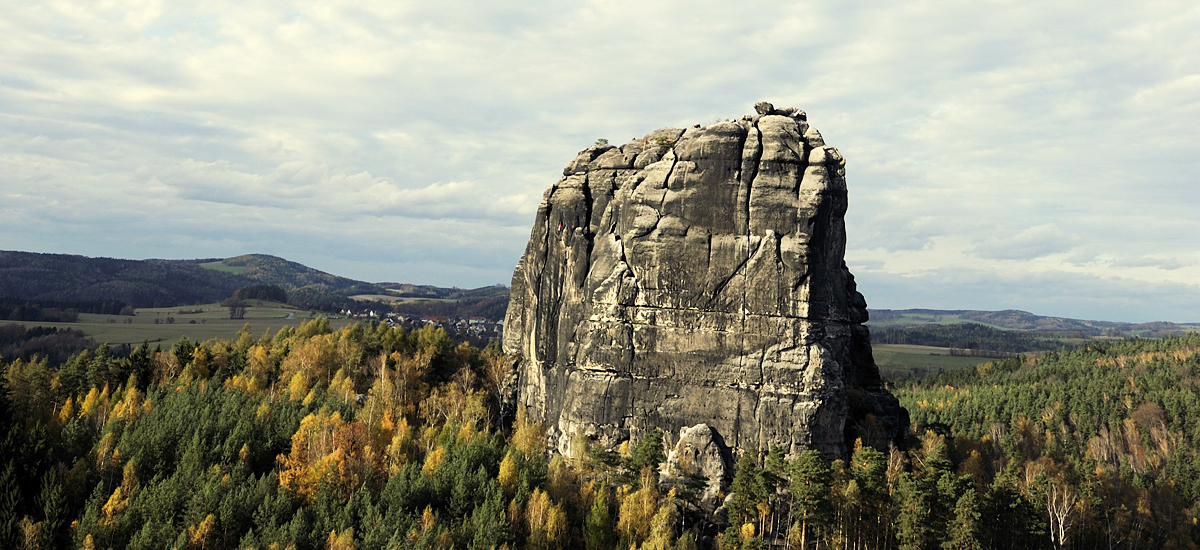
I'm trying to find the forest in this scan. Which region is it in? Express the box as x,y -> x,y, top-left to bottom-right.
0,251 -> 511,320
3,320 -> 1199,549
0,252 -> 381,312
869,322 -> 1068,354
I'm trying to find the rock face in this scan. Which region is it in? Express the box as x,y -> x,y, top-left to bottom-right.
662,424 -> 731,506
503,103 -> 907,461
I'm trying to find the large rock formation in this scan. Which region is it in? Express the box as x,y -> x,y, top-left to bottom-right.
503,103 -> 906,461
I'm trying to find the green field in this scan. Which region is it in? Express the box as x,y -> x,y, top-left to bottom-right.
866,313 -> 1009,329
350,294 -> 459,305
1,303 -> 356,346
198,260 -> 246,274
872,343 -> 994,379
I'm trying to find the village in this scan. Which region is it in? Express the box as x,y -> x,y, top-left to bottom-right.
338,307 -> 504,343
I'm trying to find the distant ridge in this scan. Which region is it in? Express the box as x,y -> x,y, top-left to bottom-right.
869,308 -> 1197,335
1,250 -> 1189,329
0,250 -> 384,310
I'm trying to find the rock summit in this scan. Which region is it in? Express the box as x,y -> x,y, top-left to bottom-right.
503,103 -> 907,460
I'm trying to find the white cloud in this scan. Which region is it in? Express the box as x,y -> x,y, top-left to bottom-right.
1,0 -> 1197,318
972,223 -> 1082,261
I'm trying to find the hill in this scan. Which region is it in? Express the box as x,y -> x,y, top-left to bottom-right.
0,251 -> 387,311
869,308 -> 1198,335
364,283 -> 510,321
893,334 -> 1200,546
0,251 -> 246,308
212,254 -> 384,299
0,250 -> 512,321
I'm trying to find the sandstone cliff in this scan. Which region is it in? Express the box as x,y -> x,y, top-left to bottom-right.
503,103 -> 907,460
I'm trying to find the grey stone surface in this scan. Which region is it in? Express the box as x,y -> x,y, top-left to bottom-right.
662,424 -> 732,506
503,104 -> 907,461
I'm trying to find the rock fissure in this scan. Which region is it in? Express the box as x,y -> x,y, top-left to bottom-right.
580,172 -> 595,262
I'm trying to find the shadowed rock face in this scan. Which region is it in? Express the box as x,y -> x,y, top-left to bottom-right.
503,103 -> 907,459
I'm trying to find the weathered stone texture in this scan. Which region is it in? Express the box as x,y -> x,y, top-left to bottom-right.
504,103 -> 907,461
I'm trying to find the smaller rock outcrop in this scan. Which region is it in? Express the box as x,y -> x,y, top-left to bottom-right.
661,424 -> 732,507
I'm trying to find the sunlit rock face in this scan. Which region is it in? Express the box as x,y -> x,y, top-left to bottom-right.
503,103 -> 907,460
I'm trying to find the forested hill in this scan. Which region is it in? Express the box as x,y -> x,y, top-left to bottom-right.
0,251 -> 385,310
870,308 -> 1194,335
5,319 -> 1200,548
895,334 -> 1200,547
0,251 -> 245,308
217,254 -> 381,298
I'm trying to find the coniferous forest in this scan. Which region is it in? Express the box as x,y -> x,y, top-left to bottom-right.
3,320 -> 1200,549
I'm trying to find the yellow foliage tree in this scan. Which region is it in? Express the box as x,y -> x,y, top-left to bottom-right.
231,344 -> 272,393
326,527 -> 355,550
386,417 -> 416,475
422,446 -> 446,477
498,450 -> 518,496
279,334 -> 338,395
643,495 -> 679,550
181,346 -> 211,384
109,384 -> 143,424
99,485 -> 128,527
547,454 -> 576,510
526,488 -> 567,550
188,513 -> 216,549
617,483 -> 659,546
330,368 -> 356,404
279,410 -> 377,502
512,404 -> 546,456
58,396 -> 75,426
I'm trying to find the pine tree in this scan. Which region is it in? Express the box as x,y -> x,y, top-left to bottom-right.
584,486 -> 614,550
39,468 -> 65,550
729,453 -> 767,530
848,440 -> 888,549
0,461 -> 20,549
469,484 -> 510,550
629,428 -> 666,473
893,472 -> 931,550
788,450 -> 831,549
942,488 -> 983,550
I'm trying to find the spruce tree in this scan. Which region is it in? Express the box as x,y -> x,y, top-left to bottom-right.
788,450 -> 831,549
942,488 -> 983,550
584,486 -> 615,550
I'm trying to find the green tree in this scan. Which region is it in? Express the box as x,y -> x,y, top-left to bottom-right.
0,461 -> 20,549
848,441 -> 889,549
629,428 -> 666,473
171,337 -> 194,372
584,487 -> 614,550
788,450 -> 831,549
893,472 -> 931,550
468,484 -> 510,550
39,468 -> 65,550
942,488 -> 984,550
728,453 -> 767,530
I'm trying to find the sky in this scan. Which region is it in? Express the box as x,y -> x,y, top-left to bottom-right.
1,1 -> 1197,323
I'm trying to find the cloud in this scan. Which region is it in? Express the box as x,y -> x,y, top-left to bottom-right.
1108,256 -> 1185,271
855,265 -> 1200,323
971,223 -> 1082,261
1,0 -> 1197,318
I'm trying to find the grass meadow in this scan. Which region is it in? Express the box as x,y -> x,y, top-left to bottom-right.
1,302 -> 357,347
